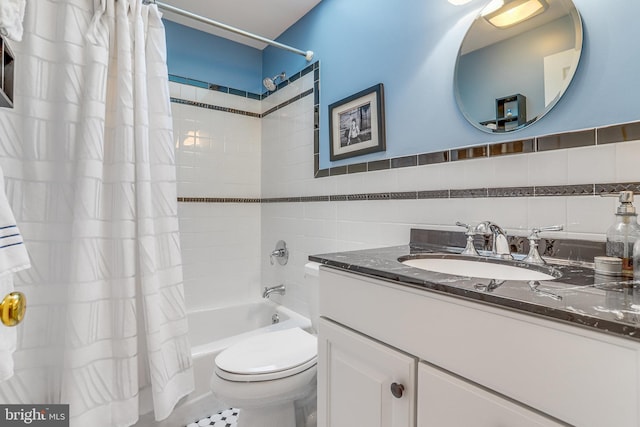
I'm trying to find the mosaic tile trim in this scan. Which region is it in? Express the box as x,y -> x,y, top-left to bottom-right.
488,186 -> 535,197
417,190 -> 450,199
170,88 -> 313,120
262,88 -> 314,117
534,184 -> 594,197
177,182 -> 640,204
313,120 -> 640,178
595,182 -> 640,195
169,74 -> 261,99
170,98 -> 261,118
450,188 -> 488,198
169,61 -> 318,101
169,62 -> 318,119
178,197 -> 261,203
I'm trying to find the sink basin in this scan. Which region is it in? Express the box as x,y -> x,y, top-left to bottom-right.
399,254 -> 560,281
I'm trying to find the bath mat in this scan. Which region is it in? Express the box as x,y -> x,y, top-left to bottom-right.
186,408 -> 240,427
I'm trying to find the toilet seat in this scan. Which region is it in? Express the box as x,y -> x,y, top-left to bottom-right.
215,327 -> 317,382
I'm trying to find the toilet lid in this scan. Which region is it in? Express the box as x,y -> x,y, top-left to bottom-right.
215,327 -> 317,382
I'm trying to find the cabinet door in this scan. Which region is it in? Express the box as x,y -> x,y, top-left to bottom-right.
417,362 -> 566,427
318,318 -> 416,427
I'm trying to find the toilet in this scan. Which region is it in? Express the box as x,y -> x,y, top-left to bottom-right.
210,327 -> 317,427
210,263 -> 320,427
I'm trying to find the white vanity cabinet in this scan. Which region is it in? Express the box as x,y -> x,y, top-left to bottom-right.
317,317 -> 416,427
317,267 -> 640,427
417,362 -> 564,426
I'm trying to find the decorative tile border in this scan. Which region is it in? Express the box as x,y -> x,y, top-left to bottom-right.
534,184 -> 594,197
169,62 -> 318,119
314,121 -> 640,178
177,181 -> 640,203
170,98 -> 261,118
177,197 -> 261,203
488,187 -> 534,197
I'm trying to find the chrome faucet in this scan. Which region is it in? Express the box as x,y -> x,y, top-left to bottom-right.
270,240 -> 289,265
475,221 -> 513,259
263,284 -> 286,299
522,225 -> 564,264
455,221 -> 480,256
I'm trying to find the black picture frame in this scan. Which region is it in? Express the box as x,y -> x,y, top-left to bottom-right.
329,83 -> 386,161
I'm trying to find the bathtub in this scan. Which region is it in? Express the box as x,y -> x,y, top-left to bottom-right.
135,300 -> 313,427
189,300 -> 312,359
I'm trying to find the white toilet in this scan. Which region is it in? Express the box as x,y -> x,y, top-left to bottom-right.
210,327 -> 317,427
210,263 -> 320,427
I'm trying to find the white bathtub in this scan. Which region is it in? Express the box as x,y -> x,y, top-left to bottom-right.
189,300 -> 313,358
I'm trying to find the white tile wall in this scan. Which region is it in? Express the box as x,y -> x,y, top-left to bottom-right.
171,72 -> 640,320
259,75 -> 640,321
178,202 -> 261,311
172,84 -> 262,312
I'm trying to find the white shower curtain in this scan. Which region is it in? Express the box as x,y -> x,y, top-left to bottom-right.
0,0 -> 193,425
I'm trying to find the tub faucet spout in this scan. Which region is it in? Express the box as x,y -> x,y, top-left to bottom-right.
263,284 -> 286,299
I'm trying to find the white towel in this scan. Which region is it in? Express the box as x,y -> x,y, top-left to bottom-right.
0,0 -> 26,42
0,165 -> 30,382
0,274 -> 16,382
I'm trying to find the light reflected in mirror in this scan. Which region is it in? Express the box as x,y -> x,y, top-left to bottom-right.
454,0 -> 583,133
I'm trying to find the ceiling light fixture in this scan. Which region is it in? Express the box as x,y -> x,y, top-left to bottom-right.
482,0 -> 549,29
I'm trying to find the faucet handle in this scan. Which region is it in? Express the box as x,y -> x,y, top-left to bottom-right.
456,222 -> 479,256
528,225 -> 564,240
524,225 -> 563,264
269,240 -> 289,266
455,221 -> 475,235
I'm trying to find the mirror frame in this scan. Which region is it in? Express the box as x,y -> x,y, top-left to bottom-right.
453,0 -> 583,134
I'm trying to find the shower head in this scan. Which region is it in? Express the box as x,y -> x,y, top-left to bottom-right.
263,72 -> 286,92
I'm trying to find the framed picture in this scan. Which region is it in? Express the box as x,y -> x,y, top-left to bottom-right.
329,83 -> 386,161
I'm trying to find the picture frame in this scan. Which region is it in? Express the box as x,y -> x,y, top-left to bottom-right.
329,83 -> 386,161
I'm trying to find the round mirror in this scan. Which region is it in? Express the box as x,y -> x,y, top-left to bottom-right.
454,0 -> 583,133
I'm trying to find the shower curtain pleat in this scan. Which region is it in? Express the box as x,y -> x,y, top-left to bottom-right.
0,1 -> 194,426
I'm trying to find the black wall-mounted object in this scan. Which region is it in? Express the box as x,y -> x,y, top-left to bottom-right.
0,36 -> 14,108
495,94 -> 526,131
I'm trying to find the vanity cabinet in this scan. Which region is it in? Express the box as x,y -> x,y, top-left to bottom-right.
417,362 -> 563,427
317,317 -> 416,427
317,267 -> 640,427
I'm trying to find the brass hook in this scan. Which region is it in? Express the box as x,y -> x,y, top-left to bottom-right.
0,291 -> 26,327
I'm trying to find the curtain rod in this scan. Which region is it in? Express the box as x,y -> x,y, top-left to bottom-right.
150,0 -> 314,61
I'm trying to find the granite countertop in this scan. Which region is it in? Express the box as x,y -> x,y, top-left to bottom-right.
309,244 -> 640,342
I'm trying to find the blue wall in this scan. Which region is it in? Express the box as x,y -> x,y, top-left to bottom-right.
163,20 -> 263,94
263,0 -> 640,169
162,0 -> 640,169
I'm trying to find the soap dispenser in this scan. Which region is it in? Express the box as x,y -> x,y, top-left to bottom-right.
606,191 -> 640,277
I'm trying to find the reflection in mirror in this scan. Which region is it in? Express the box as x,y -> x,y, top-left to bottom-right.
454,0 -> 582,133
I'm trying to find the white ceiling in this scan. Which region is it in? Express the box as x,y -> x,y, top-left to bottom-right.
158,0 -> 322,50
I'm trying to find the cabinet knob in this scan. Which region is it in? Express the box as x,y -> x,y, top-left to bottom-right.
390,382 -> 405,398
